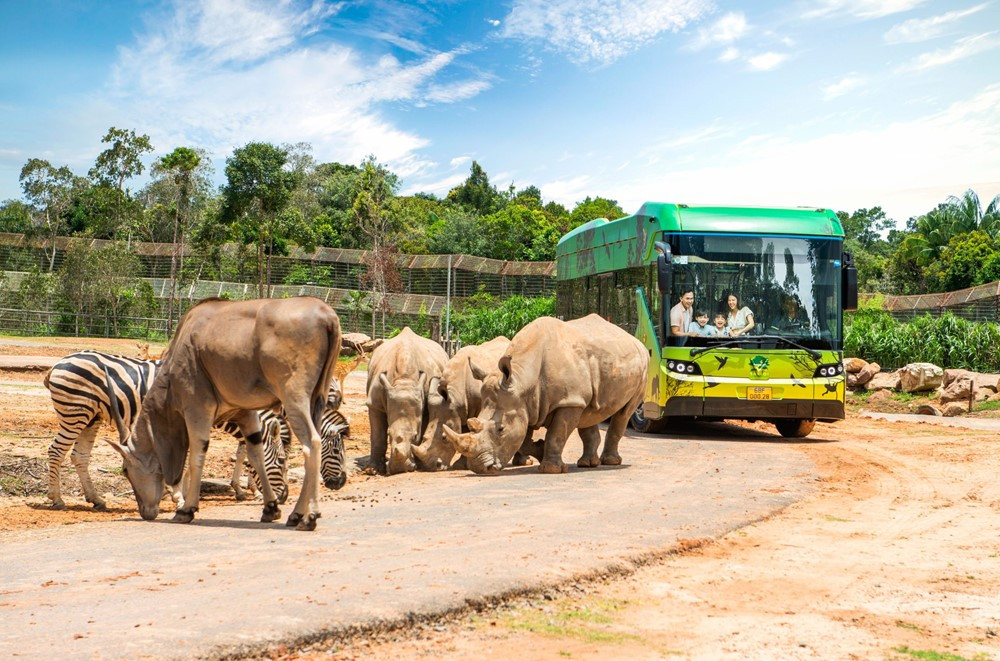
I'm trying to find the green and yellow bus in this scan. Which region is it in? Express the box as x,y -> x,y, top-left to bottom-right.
555,203 -> 857,438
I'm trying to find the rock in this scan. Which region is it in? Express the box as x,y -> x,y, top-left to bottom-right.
865,371 -> 900,391
843,357 -> 868,374
939,378 -> 974,405
854,362 -> 881,386
361,338 -> 384,354
943,369 -> 999,392
867,389 -> 893,403
341,333 -> 371,352
915,404 -> 942,416
976,387 -> 994,402
989,392 -> 1000,402
942,402 -> 968,417
899,363 -> 943,393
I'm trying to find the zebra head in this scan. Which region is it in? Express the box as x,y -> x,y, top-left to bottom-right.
320,410 -> 349,490
103,366 -> 167,521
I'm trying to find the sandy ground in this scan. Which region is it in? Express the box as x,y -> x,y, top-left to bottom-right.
1,335 -> 998,660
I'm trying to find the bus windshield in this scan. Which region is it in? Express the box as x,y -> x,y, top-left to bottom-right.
666,233 -> 843,351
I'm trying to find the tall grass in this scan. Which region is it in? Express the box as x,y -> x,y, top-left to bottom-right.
845,311 -> 1000,371
452,295 -> 555,345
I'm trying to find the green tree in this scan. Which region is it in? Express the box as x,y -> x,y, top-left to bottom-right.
315,162 -> 364,248
89,127 -> 154,241
19,159 -> 76,270
222,142 -> 299,297
56,239 -> 99,335
426,208 -> 487,256
90,241 -> 146,336
353,155 -> 400,337
480,204 -> 560,261
568,196 -> 624,230
447,161 -> 503,215
156,147 -> 201,334
940,231 -> 998,290
0,200 -> 33,233
944,189 -> 1000,239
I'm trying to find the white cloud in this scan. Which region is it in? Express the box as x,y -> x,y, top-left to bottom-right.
803,0 -> 927,20
450,156 -> 472,168
899,31 -> 1000,71
501,0 -> 713,65
822,74 -> 867,100
400,173 -> 466,197
690,12 -> 748,50
884,4 -> 989,44
423,79 -> 492,104
96,0 -> 485,183
718,47 -> 740,62
597,84 -> 1000,226
746,52 -> 787,71
538,174 -> 595,206
486,18 -> 501,27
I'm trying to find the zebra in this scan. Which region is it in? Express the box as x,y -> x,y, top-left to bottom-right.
44,350 -> 287,511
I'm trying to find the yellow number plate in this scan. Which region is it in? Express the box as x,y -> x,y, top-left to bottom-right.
747,387 -> 772,401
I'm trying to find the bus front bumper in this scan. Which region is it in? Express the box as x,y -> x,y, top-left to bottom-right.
659,396 -> 844,422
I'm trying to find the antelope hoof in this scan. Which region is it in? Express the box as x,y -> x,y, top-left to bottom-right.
51,500 -> 66,511
295,512 -> 319,532
234,490 -> 248,502
539,460 -> 567,474
92,501 -> 108,512
172,507 -> 197,523
261,500 -> 281,523
286,512 -> 303,527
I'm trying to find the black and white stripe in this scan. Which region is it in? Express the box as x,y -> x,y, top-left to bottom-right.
44,350 -> 286,510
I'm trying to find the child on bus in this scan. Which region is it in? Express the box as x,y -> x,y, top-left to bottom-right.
711,312 -> 729,336
687,310 -> 713,336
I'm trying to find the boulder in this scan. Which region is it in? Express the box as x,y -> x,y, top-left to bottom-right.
867,389 -> 893,403
341,333 -> 371,352
942,402 -> 968,417
865,371 -> 900,391
939,378 -> 974,405
976,387 -> 994,402
915,403 -> 942,416
361,338 -> 384,354
843,357 -> 868,374
989,392 -> 1000,402
854,361 -> 881,387
943,369 -> 999,392
899,363 -> 943,393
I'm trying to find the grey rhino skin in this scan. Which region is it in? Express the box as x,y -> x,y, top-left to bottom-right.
414,336 -> 511,471
444,314 -> 647,475
366,327 -> 448,475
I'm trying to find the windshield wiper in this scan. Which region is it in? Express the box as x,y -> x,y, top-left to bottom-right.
689,335 -> 822,361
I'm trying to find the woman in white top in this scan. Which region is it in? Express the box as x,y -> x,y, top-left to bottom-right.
725,293 -> 755,337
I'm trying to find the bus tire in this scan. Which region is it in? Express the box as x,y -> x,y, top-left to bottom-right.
774,419 -> 816,438
630,407 -> 669,433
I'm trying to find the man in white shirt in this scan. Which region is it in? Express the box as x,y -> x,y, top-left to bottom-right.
669,289 -> 695,342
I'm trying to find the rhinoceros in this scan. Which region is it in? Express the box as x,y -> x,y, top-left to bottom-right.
366,327 -> 448,475
443,314 -> 647,475
413,336 -> 511,471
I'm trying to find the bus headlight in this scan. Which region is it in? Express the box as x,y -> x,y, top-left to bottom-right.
813,363 -> 844,378
667,360 -> 702,375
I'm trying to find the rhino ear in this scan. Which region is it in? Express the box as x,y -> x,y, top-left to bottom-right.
437,377 -> 449,401
466,417 -> 483,433
498,356 -> 513,390
427,376 -> 444,406
468,357 -> 487,382
443,424 -> 476,454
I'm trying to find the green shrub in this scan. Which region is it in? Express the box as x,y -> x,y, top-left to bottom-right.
452,294 -> 554,345
845,311 -> 1000,371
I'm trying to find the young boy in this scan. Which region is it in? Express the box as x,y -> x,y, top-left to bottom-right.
687,310 -> 712,336
711,312 -> 729,336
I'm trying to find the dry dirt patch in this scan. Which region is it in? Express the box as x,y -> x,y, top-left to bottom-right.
2,338 -> 998,659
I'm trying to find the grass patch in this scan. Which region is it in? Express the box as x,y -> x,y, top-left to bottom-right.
824,514 -> 851,522
503,597 -> 641,645
973,400 -> 1000,412
892,646 -> 989,661
895,620 -> 925,631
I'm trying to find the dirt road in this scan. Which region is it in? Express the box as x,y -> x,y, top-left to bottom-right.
1,336 -> 998,660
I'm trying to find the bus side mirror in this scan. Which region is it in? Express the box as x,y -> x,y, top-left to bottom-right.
842,251 -> 858,311
654,241 -> 672,293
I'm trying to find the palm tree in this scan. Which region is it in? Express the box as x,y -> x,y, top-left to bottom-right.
944,189 -> 1000,240
159,147 -> 201,335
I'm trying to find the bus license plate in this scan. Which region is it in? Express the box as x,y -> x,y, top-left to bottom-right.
747,387 -> 772,401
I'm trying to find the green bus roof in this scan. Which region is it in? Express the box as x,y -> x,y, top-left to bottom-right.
556,202 -> 844,279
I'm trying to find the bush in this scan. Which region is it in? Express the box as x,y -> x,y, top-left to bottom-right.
845,311 -> 1000,371
452,294 -> 554,345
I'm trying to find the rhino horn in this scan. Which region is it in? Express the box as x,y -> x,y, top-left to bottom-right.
442,424 -> 476,454
378,371 -> 391,392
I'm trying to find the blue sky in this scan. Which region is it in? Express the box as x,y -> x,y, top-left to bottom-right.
1,0 -> 998,226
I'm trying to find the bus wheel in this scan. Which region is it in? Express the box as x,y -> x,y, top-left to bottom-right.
631,407 -> 669,433
774,419 -> 816,438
